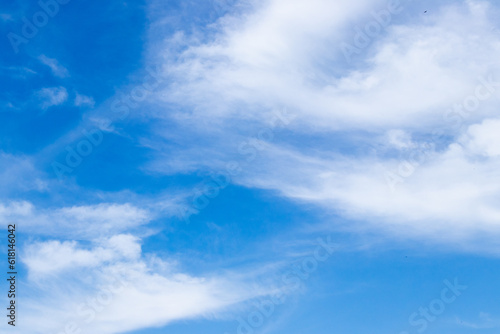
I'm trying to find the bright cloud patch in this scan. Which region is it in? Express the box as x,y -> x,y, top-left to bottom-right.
155,0 -> 500,130
23,235 -> 141,278
464,118 -> 500,157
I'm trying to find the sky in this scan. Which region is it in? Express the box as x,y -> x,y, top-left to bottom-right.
1,0 -> 500,333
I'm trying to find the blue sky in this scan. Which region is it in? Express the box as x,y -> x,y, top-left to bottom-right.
2,0 -> 500,333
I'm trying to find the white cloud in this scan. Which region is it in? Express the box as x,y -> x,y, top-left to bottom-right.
0,200 -> 33,217
74,92 -> 95,108
385,129 -> 415,149
0,152 -> 48,194
213,122 -> 500,245
37,86 -> 68,109
8,197 -> 274,333
23,235 -> 141,279
38,55 -> 69,78
18,235 -> 272,334
154,0 -> 500,131
0,202 -> 152,239
140,0 -> 500,248
463,118 -> 500,157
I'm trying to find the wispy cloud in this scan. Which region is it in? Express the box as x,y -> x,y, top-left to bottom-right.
74,92 -> 95,108
38,55 -> 69,78
0,201 -> 152,239
0,152 -> 48,194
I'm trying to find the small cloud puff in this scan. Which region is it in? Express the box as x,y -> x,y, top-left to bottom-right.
37,86 -> 68,109
463,118 -> 500,157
